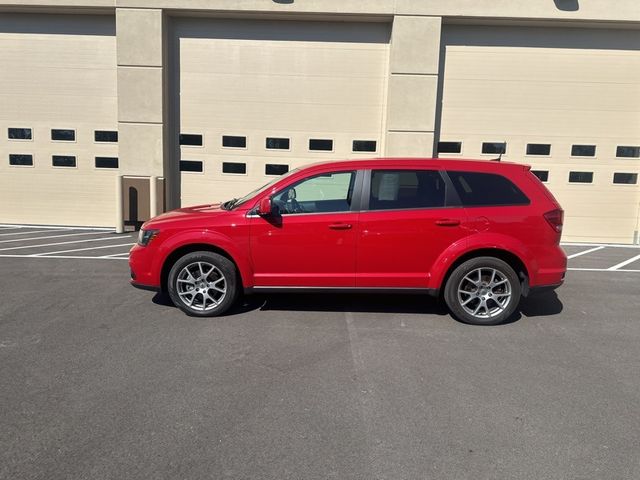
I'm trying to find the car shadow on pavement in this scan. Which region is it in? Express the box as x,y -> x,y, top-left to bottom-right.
518,291 -> 564,317
255,293 -> 451,316
251,291 -> 563,321
153,291 -> 450,316
152,290 -> 563,322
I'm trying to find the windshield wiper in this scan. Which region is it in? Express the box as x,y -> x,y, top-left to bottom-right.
221,198 -> 239,210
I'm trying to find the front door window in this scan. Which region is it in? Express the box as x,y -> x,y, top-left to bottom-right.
272,171 -> 356,215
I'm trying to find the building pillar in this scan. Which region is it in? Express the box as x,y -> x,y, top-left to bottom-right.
384,16 -> 442,157
115,175 -> 124,234
149,175 -> 158,218
116,8 -> 172,224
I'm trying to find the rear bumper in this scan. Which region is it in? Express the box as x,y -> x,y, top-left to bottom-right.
130,281 -> 160,292
528,280 -> 564,296
529,244 -> 567,288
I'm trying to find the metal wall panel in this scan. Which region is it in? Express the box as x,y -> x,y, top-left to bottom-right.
0,13 -> 118,227
438,25 -> 640,243
174,18 -> 390,207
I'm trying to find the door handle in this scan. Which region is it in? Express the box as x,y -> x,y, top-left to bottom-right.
435,218 -> 461,227
328,223 -> 352,230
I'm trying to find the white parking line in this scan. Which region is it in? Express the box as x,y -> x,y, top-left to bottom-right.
562,242 -> 640,249
0,229 -> 65,237
607,253 -> 640,271
0,254 -> 128,260
0,231 -> 113,244
568,267 -> 640,273
100,252 -> 131,258
0,224 -> 113,231
0,236 -> 128,252
566,246 -> 606,259
34,243 -> 135,256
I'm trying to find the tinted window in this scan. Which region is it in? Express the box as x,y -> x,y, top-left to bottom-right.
438,141 -> 462,154
95,130 -> 118,142
266,137 -> 290,150
571,144 -> 595,157
51,129 -> 75,141
273,171 -> 355,215
180,134 -> 203,146
613,172 -> 638,185
222,162 -> 246,174
568,171 -> 593,183
95,157 -> 118,169
8,128 -> 32,140
52,155 -> 76,167
222,135 -> 246,148
448,171 -> 529,206
482,142 -> 506,155
9,154 -> 33,166
352,140 -> 377,152
180,160 -> 203,172
309,139 -> 333,151
369,170 -> 446,210
265,164 -> 289,176
532,170 -> 549,182
616,146 -> 640,158
527,143 -> 551,155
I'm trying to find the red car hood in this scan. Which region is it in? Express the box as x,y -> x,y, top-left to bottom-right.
145,203 -> 228,226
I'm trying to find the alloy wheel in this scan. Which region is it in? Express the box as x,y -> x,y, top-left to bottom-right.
456,267 -> 512,319
176,261 -> 227,312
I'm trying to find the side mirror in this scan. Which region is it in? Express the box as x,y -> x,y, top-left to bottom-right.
257,197 -> 273,216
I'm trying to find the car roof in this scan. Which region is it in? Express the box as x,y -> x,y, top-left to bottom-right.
303,157 -> 529,173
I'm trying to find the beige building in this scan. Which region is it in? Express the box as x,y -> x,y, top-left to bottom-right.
0,0 -> 639,243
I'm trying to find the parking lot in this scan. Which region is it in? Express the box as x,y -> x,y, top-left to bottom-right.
1,225 -> 639,479
0,225 -> 135,260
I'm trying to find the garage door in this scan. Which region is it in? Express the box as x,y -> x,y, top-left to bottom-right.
438,25 -> 640,244
0,14 -> 118,227
175,18 -> 390,207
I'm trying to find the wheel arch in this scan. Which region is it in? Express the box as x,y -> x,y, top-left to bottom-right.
439,248 -> 530,298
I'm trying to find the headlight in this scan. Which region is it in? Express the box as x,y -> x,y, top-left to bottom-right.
137,229 -> 159,246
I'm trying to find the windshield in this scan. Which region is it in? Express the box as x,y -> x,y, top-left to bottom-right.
225,168 -> 300,210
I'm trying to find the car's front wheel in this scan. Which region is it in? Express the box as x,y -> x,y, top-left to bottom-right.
167,251 -> 239,317
444,256 -> 521,325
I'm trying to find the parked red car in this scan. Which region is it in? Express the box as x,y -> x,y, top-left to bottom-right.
129,158 -> 566,325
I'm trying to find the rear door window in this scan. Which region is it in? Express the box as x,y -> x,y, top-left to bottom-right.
447,171 -> 529,207
369,170 -> 446,210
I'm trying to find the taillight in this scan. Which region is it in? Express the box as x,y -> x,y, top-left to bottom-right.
544,209 -> 564,233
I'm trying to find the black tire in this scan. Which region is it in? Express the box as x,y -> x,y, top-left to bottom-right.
444,256 -> 521,326
167,251 -> 239,317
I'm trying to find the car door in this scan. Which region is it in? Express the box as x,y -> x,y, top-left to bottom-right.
356,168 -> 468,288
250,169 -> 361,287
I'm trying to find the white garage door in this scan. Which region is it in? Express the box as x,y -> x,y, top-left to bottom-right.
175,18 -> 390,207
0,14 -> 118,227
438,25 -> 640,244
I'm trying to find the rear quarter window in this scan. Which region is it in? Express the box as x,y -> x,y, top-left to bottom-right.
447,171 -> 529,207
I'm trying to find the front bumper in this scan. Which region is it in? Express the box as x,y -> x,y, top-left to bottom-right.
129,243 -> 161,290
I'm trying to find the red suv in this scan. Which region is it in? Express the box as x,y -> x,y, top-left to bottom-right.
129,158 -> 566,325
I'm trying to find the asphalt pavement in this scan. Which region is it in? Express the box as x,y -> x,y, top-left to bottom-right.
1,242 -> 639,479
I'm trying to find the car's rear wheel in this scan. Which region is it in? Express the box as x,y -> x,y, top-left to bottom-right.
167,251 -> 239,317
444,256 -> 521,325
